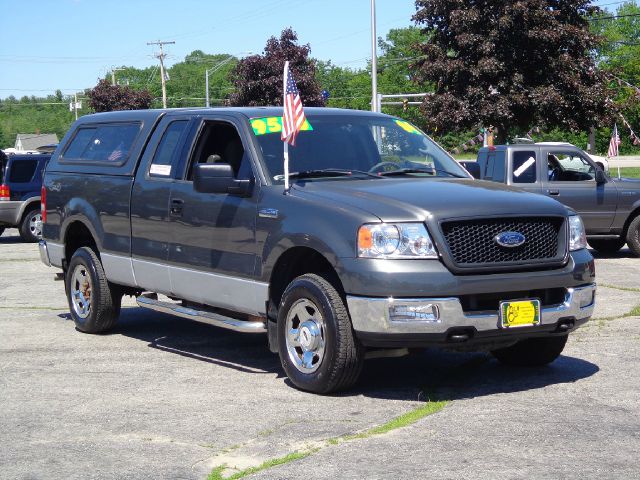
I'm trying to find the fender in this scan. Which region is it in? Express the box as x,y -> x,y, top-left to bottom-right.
16,196 -> 41,223
59,197 -> 104,253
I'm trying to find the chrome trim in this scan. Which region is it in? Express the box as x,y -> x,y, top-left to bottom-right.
347,283 -> 596,335
136,293 -> 266,333
38,240 -> 51,267
46,242 -> 65,268
102,253 -> 137,287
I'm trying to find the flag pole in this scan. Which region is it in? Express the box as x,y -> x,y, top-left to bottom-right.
283,61 -> 290,193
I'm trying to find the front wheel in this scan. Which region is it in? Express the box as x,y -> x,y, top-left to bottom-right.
66,247 -> 121,333
491,335 -> 568,367
626,215 -> 640,257
277,274 -> 364,394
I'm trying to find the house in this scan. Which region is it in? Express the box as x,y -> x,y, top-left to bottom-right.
14,133 -> 59,152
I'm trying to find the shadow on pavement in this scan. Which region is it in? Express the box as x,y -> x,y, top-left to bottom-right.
589,247 -> 636,259
66,306 -> 599,402
0,234 -> 24,244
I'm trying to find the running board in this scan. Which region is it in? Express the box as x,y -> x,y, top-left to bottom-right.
136,293 -> 266,333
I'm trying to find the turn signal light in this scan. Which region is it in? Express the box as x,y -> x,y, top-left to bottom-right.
41,185 -> 47,223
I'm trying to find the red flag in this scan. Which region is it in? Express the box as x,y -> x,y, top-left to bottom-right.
281,62 -> 307,146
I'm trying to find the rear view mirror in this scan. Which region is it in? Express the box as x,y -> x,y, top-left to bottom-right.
193,163 -> 252,196
460,161 -> 481,179
594,168 -> 607,185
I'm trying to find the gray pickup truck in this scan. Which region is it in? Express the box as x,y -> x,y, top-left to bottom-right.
467,144 -> 640,256
39,108 -> 596,393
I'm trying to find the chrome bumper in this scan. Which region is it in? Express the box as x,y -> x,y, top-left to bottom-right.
39,240 -> 51,267
347,284 -> 596,336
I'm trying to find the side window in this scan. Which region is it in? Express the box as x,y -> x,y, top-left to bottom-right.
62,123 -> 140,163
548,151 -> 595,182
9,160 -> 37,183
186,121 -> 253,181
149,120 -> 188,177
484,154 -> 495,180
512,150 -> 537,183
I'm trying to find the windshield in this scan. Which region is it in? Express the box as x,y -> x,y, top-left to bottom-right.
251,114 -> 469,183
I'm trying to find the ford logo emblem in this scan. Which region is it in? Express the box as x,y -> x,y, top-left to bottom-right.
495,231 -> 526,248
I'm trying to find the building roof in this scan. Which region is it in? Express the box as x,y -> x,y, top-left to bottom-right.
15,133 -> 59,151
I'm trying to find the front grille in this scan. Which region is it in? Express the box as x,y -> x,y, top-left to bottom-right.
441,217 -> 565,268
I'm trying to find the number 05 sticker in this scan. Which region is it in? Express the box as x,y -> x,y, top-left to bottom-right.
250,116 -> 313,136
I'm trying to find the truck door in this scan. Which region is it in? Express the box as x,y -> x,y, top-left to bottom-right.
167,116 -> 262,315
130,115 -> 192,294
507,149 -> 544,195
542,147 -> 618,233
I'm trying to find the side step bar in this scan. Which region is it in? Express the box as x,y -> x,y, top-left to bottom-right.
136,293 -> 266,333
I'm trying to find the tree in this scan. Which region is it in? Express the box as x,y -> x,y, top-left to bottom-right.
227,28 -> 325,106
86,79 -> 152,113
412,0 -> 611,141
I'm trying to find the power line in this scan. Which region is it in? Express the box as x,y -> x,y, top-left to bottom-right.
147,40 -> 175,108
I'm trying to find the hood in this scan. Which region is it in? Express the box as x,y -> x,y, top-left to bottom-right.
291,177 -> 569,222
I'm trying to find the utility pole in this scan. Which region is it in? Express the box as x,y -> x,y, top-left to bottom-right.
370,0 -> 378,112
147,40 -> 175,108
110,67 -> 126,86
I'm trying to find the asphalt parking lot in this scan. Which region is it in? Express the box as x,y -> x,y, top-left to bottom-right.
1,228 -> 639,480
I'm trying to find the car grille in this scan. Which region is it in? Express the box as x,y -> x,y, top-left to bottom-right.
440,217 -> 566,268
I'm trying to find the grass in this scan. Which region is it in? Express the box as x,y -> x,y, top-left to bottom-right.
617,167 -> 640,178
207,450 -> 319,480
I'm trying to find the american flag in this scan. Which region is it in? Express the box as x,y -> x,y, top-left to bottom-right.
281,62 -> 306,146
607,124 -> 621,158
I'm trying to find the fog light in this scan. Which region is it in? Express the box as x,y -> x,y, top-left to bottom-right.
389,303 -> 440,323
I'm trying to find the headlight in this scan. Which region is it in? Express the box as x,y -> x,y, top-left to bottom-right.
568,215 -> 587,251
358,223 -> 438,258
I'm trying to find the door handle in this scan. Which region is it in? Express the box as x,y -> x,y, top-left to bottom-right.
548,189 -> 560,196
170,199 -> 184,216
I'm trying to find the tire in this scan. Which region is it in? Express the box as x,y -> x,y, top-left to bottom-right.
491,335 -> 568,367
588,237 -> 625,255
626,215 -> 640,257
19,207 -> 42,242
65,247 -> 121,333
277,274 -> 364,394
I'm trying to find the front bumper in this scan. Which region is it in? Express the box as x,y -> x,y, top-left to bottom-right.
347,283 -> 596,347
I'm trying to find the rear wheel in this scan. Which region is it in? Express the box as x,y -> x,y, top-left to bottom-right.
491,335 -> 568,367
66,247 -> 121,333
277,274 -> 364,394
626,215 -> 640,257
19,207 -> 42,242
588,237 -> 625,255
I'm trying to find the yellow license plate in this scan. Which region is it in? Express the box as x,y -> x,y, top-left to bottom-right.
499,299 -> 541,328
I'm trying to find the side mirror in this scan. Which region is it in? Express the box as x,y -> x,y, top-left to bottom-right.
460,161 -> 481,179
594,168 -> 607,185
193,163 -> 252,196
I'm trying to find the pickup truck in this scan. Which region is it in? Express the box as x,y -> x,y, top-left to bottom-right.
39,108 -> 596,393
466,144 -> 640,256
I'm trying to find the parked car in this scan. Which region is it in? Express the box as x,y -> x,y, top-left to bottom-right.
465,143 -> 640,255
511,140 -> 610,172
0,153 -> 50,241
39,108 -> 596,393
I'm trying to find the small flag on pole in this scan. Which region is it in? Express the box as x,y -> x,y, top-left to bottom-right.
607,124 -> 621,158
281,61 -> 307,191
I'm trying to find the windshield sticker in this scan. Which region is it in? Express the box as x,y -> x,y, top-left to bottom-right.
394,119 -> 422,135
250,116 -> 313,136
513,156 -> 536,177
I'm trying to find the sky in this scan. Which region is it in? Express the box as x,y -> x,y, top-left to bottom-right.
0,0 -> 625,100
0,0 -> 417,99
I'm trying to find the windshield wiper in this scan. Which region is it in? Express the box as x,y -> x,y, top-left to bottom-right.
274,169 -> 382,180
377,167 -> 467,178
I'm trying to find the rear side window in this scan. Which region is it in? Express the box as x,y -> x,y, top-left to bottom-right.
62,123 -> 141,164
488,151 -> 506,182
149,120 -> 188,177
512,150 -> 537,183
9,160 -> 37,183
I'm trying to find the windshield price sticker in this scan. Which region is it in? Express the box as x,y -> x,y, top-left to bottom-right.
250,116 -> 313,136
394,119 -> 422,135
